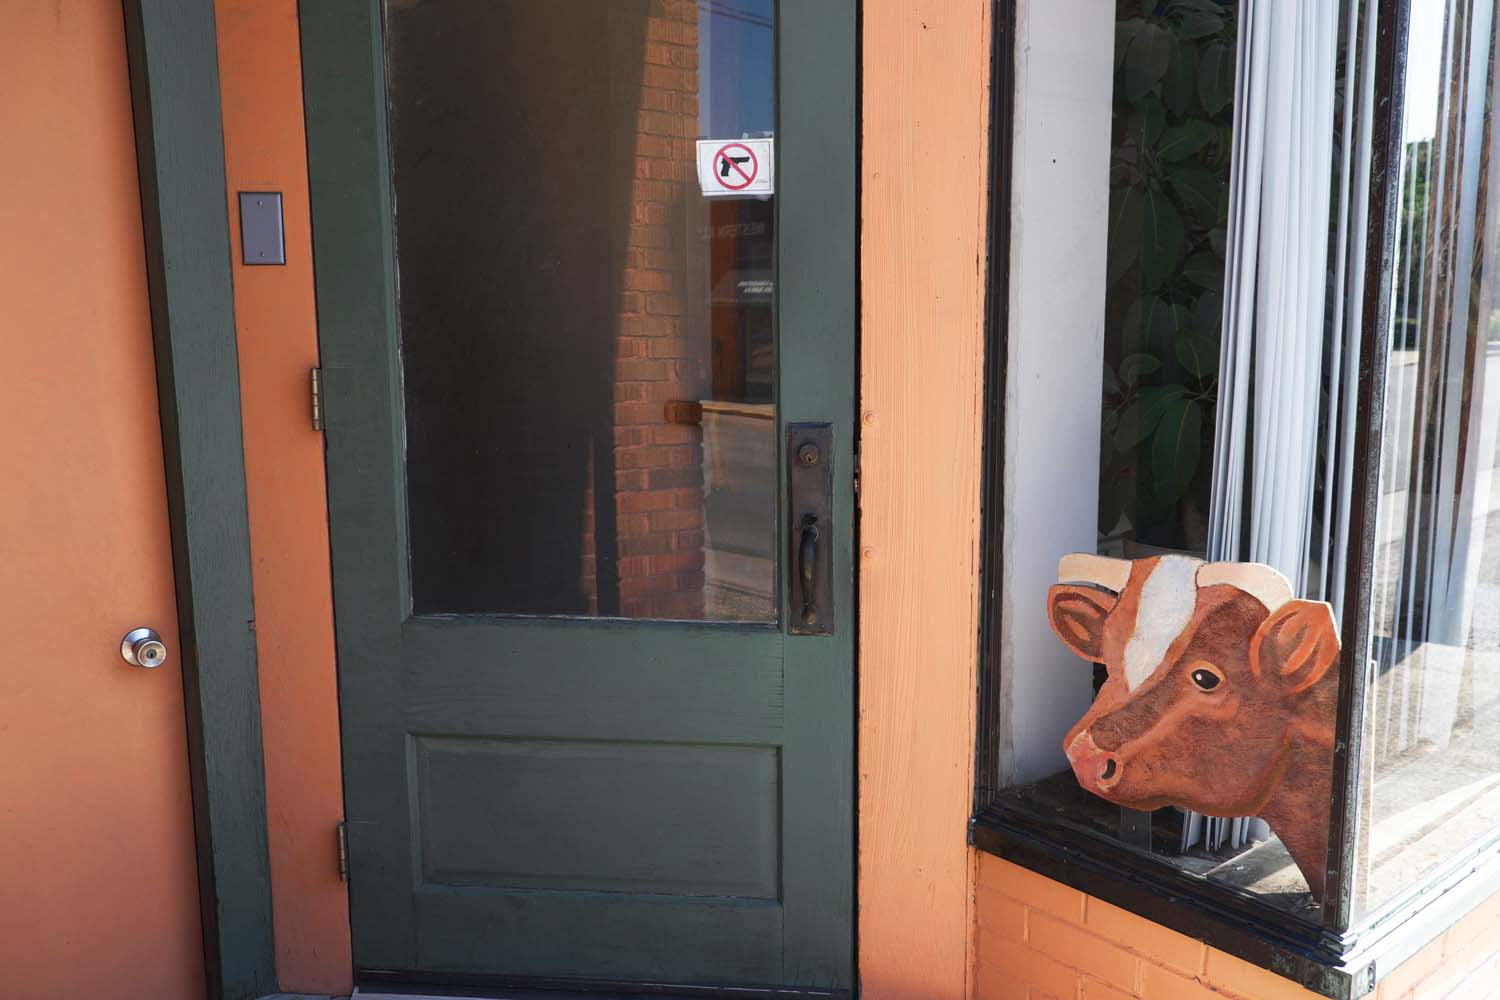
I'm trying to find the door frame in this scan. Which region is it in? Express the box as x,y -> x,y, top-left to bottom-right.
122,3 -> 276,998
108,1 -> 998,997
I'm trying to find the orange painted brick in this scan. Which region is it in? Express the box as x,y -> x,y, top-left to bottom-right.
1029,912 -> 1137,992
1080,975 -> 1137,1000
1443,894 -> 1500,959
1138,963 -> 1224,1000
975,958 -> 1029,1000
976,885 -> 1026,941
1202,949 -> 1319,999
1374,937 -> 1447,1000
1438,958 -> 1500,1000
1085,899 -> 1205,977
980,857 -> 1086,922
1405,943 -> 1500,1000
984,937 -> 1079,1000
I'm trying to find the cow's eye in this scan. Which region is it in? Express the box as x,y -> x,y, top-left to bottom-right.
1190,666 -> 1223,691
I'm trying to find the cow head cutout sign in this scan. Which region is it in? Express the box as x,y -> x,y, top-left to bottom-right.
1046,553 -> 1341,899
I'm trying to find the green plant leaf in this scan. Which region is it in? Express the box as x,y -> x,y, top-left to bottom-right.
1194,289 -> 1223,339
1141,187 -> 1185,290
1102,363 -> 1121,397
1115,18 -> 1144,68
1175,9 -> 1225,40
1174,331 -> 1219,377
1136,94 -> 1167,145
1156,120 -> 1216,162
1162,40 -> 1197,116
1151,397 -> 1203,503
1165,165 -> 1220,224
1119,352 -> 1162,384
1133,296 -> 1191,356
1209,226 -> 1227,257
1116,384 -> 1185,451
1108,185 -> 1145,287
1197,40 -> 1234,115
1118,21 -> 1172,101
1181,251 -> 1225,292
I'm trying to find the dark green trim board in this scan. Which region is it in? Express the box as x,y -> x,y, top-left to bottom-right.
121,4 -> 276,999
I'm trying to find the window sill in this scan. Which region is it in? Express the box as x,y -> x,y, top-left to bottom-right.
970,806 -> 1500,1000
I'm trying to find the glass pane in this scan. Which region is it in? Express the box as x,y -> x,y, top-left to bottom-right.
1356,0 -> 1500,918
385,0 -> 778,620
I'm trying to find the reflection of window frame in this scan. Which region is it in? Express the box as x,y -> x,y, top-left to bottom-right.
971,0 -> 1500,995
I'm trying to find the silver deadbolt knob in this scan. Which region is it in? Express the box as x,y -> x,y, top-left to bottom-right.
121,627 -> 168,669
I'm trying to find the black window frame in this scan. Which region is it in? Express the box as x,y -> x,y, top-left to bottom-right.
969,1 -> 1500,997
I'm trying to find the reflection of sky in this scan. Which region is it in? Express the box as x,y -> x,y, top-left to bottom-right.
698,0 -> 774,139
1404,0 -> 1443,141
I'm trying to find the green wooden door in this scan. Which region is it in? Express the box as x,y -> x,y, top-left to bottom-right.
300,1 -> 855,991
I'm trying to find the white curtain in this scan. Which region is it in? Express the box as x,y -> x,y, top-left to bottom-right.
1188,0 -> 1370,853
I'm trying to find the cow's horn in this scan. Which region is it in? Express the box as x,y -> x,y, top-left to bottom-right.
1196,561 -> 1292,611
1057,553 -> 1132,593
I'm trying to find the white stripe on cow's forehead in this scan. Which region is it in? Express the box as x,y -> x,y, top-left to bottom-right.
1123,555 -> 1201,691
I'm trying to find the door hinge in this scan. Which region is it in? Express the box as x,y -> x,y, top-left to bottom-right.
336,820 -> 349,881
310,366 -> 324,432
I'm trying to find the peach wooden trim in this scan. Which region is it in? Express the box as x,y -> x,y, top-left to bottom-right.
859,2 -> 993,997
214,1 -> 353,992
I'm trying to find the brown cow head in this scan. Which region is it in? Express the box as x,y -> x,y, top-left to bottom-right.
1046,553 -> 1341,899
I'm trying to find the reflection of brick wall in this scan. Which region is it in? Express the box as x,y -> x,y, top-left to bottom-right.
594,0 -> 708,620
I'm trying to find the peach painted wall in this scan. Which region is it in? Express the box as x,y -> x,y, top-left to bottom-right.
973,854 -> 1500,1000
1,4 -> 205,997
859,1 -> 993,998
213,1 -> 353,993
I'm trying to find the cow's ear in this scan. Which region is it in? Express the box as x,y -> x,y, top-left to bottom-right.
1047,584 -> 1118,662
1251,600 -> 1340,695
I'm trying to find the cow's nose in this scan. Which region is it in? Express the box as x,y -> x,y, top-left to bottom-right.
1065,730 -> 1123,791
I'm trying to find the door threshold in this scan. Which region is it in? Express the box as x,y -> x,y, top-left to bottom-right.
356,991 -> 637,1000
355,991 -> 805,1000
354,979 -> 845,1000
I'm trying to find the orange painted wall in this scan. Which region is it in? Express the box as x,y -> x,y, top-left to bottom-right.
859,2 -> 993,998
214,1 -> 353,993
973,854 -> 1500,1000
1,3 -> 205,997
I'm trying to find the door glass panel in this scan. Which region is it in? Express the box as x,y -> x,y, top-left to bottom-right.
386,0 -> 777,621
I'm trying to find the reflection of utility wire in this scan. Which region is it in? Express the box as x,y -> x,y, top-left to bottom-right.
702,1 -> 772,29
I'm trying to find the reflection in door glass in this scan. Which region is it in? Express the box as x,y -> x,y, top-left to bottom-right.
386,0 -> 777,620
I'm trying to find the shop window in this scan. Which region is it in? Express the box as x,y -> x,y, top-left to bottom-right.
974,0 -> 1500,993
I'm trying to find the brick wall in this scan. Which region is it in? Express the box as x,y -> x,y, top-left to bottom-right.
974,853 -> 1500,1000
